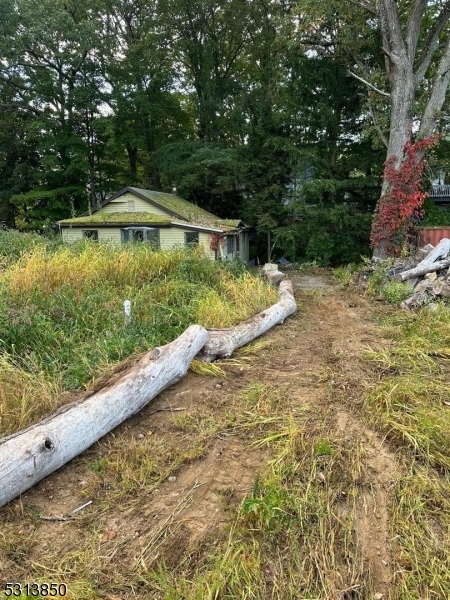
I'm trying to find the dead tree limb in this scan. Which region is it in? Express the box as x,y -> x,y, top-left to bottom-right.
197,280 -> 297,362
0,325 -> 209,508
398,257 -> 450,281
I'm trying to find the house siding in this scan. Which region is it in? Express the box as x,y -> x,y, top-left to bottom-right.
61,227 -> 122,244
199,232 -> 215,260
61,226 -> 216,258
104,192 -> 172,216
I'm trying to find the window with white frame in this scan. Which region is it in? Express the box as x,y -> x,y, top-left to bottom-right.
121,228 -> 160,246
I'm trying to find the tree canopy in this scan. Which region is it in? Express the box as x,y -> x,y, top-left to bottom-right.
1,0 -> 450,261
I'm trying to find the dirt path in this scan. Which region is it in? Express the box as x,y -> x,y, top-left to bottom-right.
1,275 -> 400,599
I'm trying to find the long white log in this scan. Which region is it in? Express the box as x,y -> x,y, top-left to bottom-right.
0,325 -> 209,508
197,280 -> 297,362
398,257 -> 450,281
396,238 -> 450,285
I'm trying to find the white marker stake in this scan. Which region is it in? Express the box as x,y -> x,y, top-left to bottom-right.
124,299 -> 132,324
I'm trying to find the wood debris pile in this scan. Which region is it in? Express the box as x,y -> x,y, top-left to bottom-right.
390,238 -> 450,309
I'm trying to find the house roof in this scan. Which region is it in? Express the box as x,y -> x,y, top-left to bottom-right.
59,187 -> 246,233
58,212 -> 173,226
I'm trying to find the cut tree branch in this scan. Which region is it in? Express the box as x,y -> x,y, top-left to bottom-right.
0,325 -> 209,508
347,70 -> 390,97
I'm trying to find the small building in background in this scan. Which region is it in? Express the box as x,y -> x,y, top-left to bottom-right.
58,187 -> 249,262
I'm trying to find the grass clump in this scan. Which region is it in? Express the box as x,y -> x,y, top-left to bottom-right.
0,242 -> 277,436
365,305 -> 450,470
364,303 -> 450,597
332,264 -> 354,286
381,280 -> 414,304
391,468 -> 450,598
365,259 -> 413,303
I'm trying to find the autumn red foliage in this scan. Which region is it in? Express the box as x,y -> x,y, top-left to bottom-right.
209,233 -> 225,251
371,134 -> 440,254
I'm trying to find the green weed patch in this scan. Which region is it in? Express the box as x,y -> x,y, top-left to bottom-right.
365,304 -> 450,597
0,239 -> 277,436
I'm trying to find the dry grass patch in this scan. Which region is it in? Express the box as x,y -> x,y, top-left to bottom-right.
364,302 -> 450,597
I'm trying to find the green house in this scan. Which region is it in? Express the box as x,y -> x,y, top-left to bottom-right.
58,187 -> 250,262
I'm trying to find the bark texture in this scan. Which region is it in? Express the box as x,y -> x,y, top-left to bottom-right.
0,325 -> 209,508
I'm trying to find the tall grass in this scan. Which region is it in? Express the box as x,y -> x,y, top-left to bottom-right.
365,304 -> 450,597
0,229 -> 61,270
0,241 -> 277,436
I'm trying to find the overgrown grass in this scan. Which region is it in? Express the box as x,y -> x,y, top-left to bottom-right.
365,303 -> 450,597
0,229 -> 61,269
365,259 -> 413,303
144,384 -> 368,600
0,241 -> 277,436
365,305 -> 450,470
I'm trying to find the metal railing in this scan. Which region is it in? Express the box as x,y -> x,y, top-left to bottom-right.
430,184 -> 450,197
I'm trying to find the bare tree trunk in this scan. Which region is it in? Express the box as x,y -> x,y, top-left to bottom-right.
0,325 -> 209,508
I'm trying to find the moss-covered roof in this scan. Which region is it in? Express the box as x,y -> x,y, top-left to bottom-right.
128,188 -> 219,222
126,188 -> 244,230
59,188 -> 246,232
59,212 -> 172,226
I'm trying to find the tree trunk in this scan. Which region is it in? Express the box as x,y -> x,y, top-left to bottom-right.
371,1 -> 450,258
197,280 -> 296,362
371,2 -> 415,258
0,325 -> 208,508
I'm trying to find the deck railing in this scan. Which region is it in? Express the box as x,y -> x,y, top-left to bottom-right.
430,184 -> 450,198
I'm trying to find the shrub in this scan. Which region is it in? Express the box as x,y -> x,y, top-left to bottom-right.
381,280 -> 414,303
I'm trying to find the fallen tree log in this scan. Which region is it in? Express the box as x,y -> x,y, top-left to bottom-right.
261,263 -> 285,287
265,269 -> 285,286
197,279 -> 296,362
398,257 -> 450,281
417,237 -> 450,264
0,325 -> 209,509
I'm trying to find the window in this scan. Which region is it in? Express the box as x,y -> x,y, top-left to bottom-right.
185,231 -> 199,246
146,229 -> 159,246
127,199 -> 135,212
227,235 -> 235,254
121,228 -> 160,247
83,230 -> 99,241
